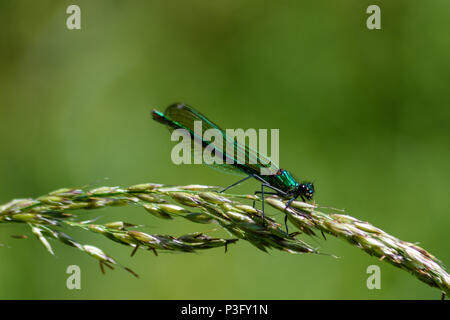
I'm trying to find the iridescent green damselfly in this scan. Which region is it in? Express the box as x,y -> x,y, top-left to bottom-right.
152,103 -> 315,233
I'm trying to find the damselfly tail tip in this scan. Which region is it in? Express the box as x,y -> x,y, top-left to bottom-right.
150,109 -> 161,117
151,109 -> 165,123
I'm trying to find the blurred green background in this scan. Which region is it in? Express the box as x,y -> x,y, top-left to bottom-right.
0,1 -> 449,299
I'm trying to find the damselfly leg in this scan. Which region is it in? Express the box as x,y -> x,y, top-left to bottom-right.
218,174 -> 297,233
253,190 -> 277,208
254,186 -> 290,232
285,196 -> 299,209
218,175 -> 253,193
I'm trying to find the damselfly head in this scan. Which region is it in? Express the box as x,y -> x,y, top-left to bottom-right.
299,182 -> 314,200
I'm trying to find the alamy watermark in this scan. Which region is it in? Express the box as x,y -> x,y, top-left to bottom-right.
66,5 -> 81,30
66,265 -> 81,290
366,265 -> 381,289
366,5 -> 381,30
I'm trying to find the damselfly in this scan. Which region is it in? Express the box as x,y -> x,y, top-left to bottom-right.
152,103 -> 315,233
